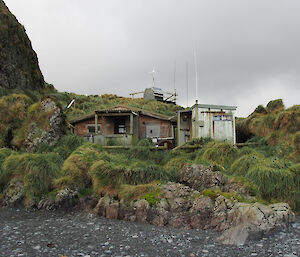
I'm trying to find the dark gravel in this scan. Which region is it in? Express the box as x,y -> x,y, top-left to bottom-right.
0,208 -> 299,257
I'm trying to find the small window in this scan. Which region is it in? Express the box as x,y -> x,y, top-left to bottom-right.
87,125 -> 100,134
118,124 -> 126,134
114,118 -> 126,134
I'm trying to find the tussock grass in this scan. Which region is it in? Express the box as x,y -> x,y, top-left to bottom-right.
0,94 -> 32,147
2,153 -> 61,197
55,144 -> 101,189
0,148 -> 16,191
90,158 -> 170,190
236,100 -> 300,160
37,134 -> 84,160
127,139 -> 167,164
230,153 -> 262,176
266,99 -> 284,112
201,141 -> 238,168
246,159 -> 294,199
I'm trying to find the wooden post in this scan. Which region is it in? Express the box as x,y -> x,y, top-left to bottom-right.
130,113 -> 133,135
95,113 -> 98,134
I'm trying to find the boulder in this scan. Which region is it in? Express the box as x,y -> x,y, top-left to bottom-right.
54,188 -> 78,209
94,196 -> 120,219
2,180 -> 24,206
37,198 -> 55,210
217,201 -> 295,245
37,188 -> 78,210
134,199 -> 150,223
180,164 -> 228,192
161,182 -> 197,212
78,196 -> 98,211
190,196 -> 214,229
106,202 -> 119,219
94,196 -> 111,217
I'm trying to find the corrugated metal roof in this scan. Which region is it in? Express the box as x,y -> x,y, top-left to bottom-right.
194,104 -> 237,110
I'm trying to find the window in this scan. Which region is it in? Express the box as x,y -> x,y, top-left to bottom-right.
114,118 -> 126,134
87,125 -> 100,134
146,124 -> 160,138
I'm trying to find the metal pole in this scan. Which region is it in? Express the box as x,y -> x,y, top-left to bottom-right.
194,47 -> 198,102
186,62 -> 189,107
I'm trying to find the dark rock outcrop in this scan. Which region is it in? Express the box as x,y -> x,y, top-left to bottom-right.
0,0 -> 44,91
23,98 -> 65,152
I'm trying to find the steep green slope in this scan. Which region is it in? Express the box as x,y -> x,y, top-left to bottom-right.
236,99 -> 300,162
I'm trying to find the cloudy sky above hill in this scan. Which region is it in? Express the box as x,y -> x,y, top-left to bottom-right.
5,0 -> 300,116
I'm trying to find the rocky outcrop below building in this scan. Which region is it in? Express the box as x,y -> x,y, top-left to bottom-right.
90,182 -> 294,246
0,164 -> 296,246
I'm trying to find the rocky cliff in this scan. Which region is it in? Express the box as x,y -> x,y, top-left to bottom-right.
0,0 -> 44,91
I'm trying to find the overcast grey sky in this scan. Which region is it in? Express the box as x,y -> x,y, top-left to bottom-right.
5,0 -> 300,116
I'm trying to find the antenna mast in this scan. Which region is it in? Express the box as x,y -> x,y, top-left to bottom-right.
194,47 -> 198,102
186,62 -> 189,107
173,61 -> 176,90
149,68 -> 156,87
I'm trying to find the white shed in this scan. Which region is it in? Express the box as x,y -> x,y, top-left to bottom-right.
177,101 -> 237,145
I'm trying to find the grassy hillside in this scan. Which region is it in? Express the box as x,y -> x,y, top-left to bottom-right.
236,99 -> 300,162
46,91 -> 183,119
1,136 -> 299,211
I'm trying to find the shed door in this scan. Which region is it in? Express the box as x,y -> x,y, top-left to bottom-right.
146,125 -> 160,138
213,121 -> 231,141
